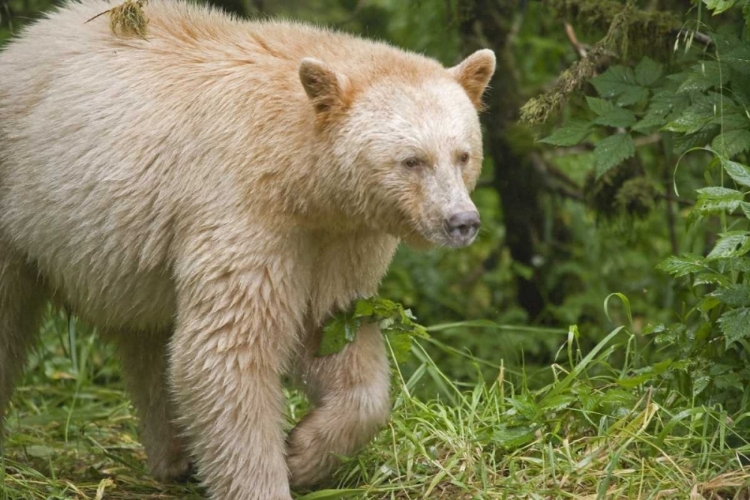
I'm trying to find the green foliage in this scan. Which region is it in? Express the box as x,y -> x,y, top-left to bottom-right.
656,157 -> 750,406
317,298 -> 428,362
5,312 -> 748,499
594,133 -> 636,178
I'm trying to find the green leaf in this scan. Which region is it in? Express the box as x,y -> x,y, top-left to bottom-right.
385,330 -> 413,364
719,307 -> 750,348
635,57 -> 663,87
672,125 -> 720,155
493,425 -> 538,449
693,272 -> 731,287
590,66 -> 636,98
726,45 -> 750,75
656,254 -> 706,277
677,61 -> 730,93
708,112 -> 750,131
586,96 -> 636,127
722,158 -> 750,187
713,130 -> 750,158
586,96 -> 616,115
616,87 -> 649,107
539,394 -> 576,412
317,314 -> 358,356
712,284 -> 750,307
664,104 -> 714,134
594,133 -> 636,178
540,120 -> 591,146
319,297 -> 428,360
692,186 -> 744,217
703,0 -> 737,15
707,231 -> 750,260
633,91 -> 690,132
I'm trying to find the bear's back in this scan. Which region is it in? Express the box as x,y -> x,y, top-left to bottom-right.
0,0 -> 444,331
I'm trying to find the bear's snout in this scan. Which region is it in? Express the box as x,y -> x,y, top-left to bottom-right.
443,211 -> 480,247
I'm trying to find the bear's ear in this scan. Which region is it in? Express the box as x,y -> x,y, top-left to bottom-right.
448,49 -> 496,110
299,58 -> 350,116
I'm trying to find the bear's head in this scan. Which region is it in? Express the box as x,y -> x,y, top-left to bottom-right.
299,49 -> 496,248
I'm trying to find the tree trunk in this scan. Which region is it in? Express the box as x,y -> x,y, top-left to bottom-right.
458,0 -> 546,319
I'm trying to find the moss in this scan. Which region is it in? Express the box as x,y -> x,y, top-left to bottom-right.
583,161 -> 657,220
88,0 -> 148,39
520,46 -> 604,125
521,0 -> 680,125
614,177 -> 657,219
548,0 -> 679,56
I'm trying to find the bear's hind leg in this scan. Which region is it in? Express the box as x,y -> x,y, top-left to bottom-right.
288,322 -> 391,488
0,241 -> 46,430
111,330 -> 191,482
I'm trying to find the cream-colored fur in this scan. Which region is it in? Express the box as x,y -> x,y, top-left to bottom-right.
0,1 -> 495,498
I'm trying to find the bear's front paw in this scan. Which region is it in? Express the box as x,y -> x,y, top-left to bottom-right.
286,421 -> 339,489
150,454 -> 193,483
148,440 -> 193,484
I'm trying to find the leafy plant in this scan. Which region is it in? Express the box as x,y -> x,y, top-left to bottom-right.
317,297 -> 428,362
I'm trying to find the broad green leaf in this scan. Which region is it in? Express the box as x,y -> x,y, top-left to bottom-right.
704,0 -> 737,15
590,66 -> 637,99
719,307 -> 750,348
712,130 -> 750,158
711,284 -> 750,307
726,45 -> 750,75
318,297 -> 427,359
673,125 -> 720,155
599,388 -> 638,412
693,272 -> 731,287
507,395 -> 538,420
617,86 -> 650,107
656,254 -> 706,277
586,96 -> 636,128
692,186 -> 743,217
707,231 -> 750,260
633,91 -> 690,132
594,133 -> 636,178
493,425 -> 538,448
586,96 -> 616,116
540,120 -> 592,146
697,295 -> 722,313
696,186 -> 745,198
664,105 -> 714,134
708,112 -> 750,131
722,158 -> 750,187
635,57 -> 663,87
318,314 -> 356,356
539,394 -> 576,412
385,331 -> 413,363
677,61 -> 730,93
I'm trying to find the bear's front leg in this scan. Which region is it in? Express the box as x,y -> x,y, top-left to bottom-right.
288,322 -> 391,488
170,237 -> 307,500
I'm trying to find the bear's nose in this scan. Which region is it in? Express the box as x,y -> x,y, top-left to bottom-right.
444,211 -> 481,245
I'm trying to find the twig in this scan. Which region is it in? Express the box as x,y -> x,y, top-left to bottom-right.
675,28 -> 713,47
565,22 -> 588,58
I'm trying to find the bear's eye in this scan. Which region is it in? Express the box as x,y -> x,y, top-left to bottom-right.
403,157 -> 422,169
458,152 -> 470,164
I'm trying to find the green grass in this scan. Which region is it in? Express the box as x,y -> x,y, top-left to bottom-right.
2,311 -> 750,499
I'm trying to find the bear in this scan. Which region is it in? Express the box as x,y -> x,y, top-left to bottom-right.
0,1 -> 496,498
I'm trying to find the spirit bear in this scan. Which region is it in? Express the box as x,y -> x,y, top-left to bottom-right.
0,1 -> 495,498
